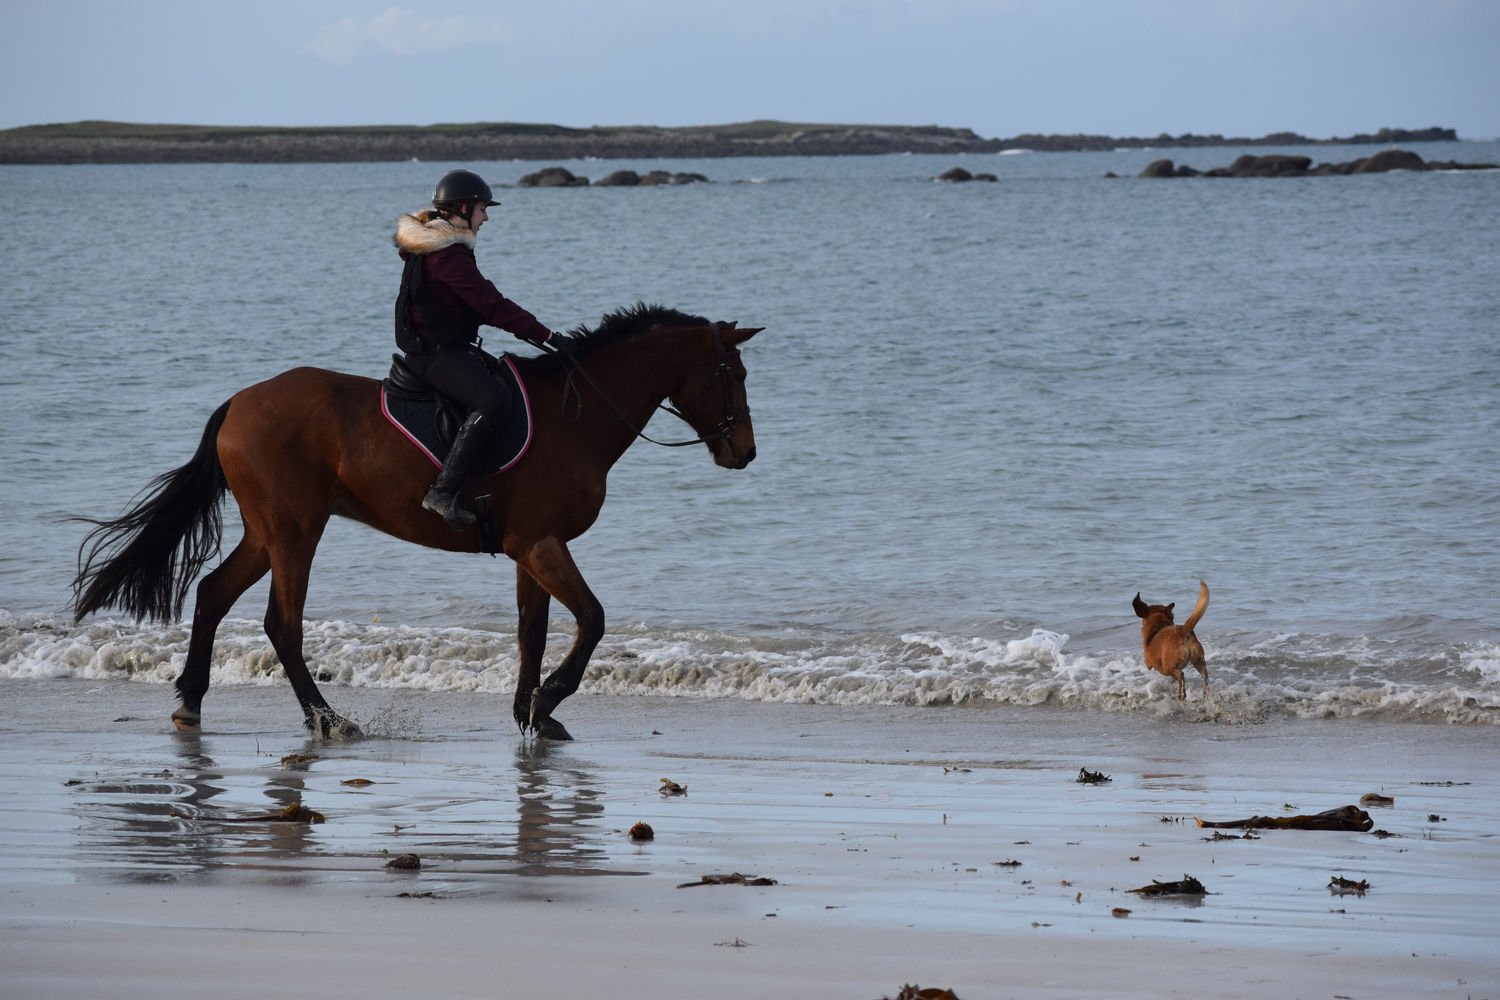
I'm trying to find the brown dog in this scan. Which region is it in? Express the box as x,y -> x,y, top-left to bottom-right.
1132,580 -> 1210,700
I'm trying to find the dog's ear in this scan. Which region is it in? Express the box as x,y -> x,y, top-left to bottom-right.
1132,593 -> 1148,618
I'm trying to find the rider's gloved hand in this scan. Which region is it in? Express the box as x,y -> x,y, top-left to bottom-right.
544,331 -> 578,358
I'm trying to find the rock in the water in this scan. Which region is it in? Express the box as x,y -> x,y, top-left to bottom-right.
518,166 -> 589,187
595,170 -> 641,186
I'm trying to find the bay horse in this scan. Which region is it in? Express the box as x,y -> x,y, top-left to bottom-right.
71,304 -> 760,740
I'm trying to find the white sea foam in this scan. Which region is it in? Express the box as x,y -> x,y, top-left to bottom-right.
6,613 -> 1496,726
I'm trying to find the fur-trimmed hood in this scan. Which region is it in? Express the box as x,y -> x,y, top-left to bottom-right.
394,212 -> 477,256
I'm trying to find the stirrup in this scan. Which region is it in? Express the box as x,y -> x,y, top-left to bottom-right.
422,486 -> 475,531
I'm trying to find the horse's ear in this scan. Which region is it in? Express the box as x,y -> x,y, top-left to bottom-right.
723,325 -> 763,346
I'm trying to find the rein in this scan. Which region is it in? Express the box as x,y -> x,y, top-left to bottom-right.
540,323 -> 750,451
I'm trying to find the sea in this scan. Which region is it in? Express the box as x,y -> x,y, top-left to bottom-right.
2,142 -> 1498,726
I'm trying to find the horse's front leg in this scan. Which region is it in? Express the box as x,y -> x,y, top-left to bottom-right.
514,563 -> 552,734
514,537 -> 605,741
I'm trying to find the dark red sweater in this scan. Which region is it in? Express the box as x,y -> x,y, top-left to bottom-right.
403,243 -> 551,345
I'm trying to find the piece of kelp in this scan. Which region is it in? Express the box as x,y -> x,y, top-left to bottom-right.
886,987 -> 961,1000
170,801 -> 325,824
1128,874 -> 1206,896
1195,804 -> 1372,832
676,872 -> 777,888
1328,875 -> 1370,895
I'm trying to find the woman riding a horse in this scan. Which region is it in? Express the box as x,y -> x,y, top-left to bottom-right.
395,169 -> 568,530
71,300 -> 760,740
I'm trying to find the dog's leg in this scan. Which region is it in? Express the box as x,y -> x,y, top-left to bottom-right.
1187,642 -> 1208,702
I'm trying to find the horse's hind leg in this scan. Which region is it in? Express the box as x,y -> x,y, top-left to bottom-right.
262,537 -> 360,739
173,537 -> 270,730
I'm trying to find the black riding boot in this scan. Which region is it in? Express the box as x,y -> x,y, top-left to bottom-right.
422,412 -> 492,531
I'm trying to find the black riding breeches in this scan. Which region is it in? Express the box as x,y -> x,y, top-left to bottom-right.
405,344 -> 510,473
406,343 -> 512,417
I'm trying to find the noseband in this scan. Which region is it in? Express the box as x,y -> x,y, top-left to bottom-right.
548,322 -> 750,452
659,324 -> 751,452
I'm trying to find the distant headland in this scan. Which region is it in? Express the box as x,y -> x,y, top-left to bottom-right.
0,120 -> 1464,165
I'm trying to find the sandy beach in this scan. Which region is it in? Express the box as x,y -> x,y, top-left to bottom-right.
1,677 -> 1495,999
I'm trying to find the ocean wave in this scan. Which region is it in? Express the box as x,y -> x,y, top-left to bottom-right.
4,611 -> 1497,725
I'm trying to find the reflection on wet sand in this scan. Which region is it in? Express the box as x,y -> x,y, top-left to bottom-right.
65,734 -> 226,882
66,733 -> 321,883
512,740 -> 610,876
378,740 -> 642,885
65,732 -> 645,888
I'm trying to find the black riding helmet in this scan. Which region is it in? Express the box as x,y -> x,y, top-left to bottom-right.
432,169 -> 500,214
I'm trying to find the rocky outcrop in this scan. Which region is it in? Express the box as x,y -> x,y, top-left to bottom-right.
545,168 -> 712,187
937,167 -> 997,182
1316,148 -> 1427,174
1140,149 -> 1495,178
594,170 -> 639,187
637,170 -> 710,186
1425,158 -> 1498,171
1211,154 -> 1314,177
517,166 -> 588,187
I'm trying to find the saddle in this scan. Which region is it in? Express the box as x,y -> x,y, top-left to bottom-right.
380,353 -> 534,476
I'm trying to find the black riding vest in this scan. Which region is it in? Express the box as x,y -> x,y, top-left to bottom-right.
394,253 -> 466,354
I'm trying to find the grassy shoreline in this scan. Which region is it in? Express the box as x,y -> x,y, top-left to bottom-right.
0,119 -> 1460,164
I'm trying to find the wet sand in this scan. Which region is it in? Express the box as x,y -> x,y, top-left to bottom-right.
1,677 -> 1496,998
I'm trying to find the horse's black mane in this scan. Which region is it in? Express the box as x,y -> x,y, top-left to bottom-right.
511,302 -> 710,375
570,302 -> 710,343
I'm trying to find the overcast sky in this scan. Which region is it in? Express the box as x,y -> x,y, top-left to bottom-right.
3,0 -> 1496,140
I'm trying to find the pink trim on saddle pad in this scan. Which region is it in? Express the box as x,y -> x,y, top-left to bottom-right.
498,356 -> 534,472
381,390 -> 444,468
380,355 -> 533,474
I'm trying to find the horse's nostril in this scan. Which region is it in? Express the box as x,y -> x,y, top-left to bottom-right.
741,446 -> 756,467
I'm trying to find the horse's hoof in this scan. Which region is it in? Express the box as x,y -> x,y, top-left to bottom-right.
527,686 -> 551,730
306,711 -> 363,741
171,709 -> 201,731
533,717 -> 574,741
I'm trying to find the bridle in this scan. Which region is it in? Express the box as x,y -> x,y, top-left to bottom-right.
542,322 -> 751,456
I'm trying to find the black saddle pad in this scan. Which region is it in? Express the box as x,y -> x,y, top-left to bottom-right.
380,354 -> 534,476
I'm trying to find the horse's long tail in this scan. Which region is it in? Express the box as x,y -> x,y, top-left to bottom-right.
1182,580 -> 1210,633
71,400 -> 232,623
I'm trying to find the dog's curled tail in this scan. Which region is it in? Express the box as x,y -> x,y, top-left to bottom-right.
1183,580 -> 1209,632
